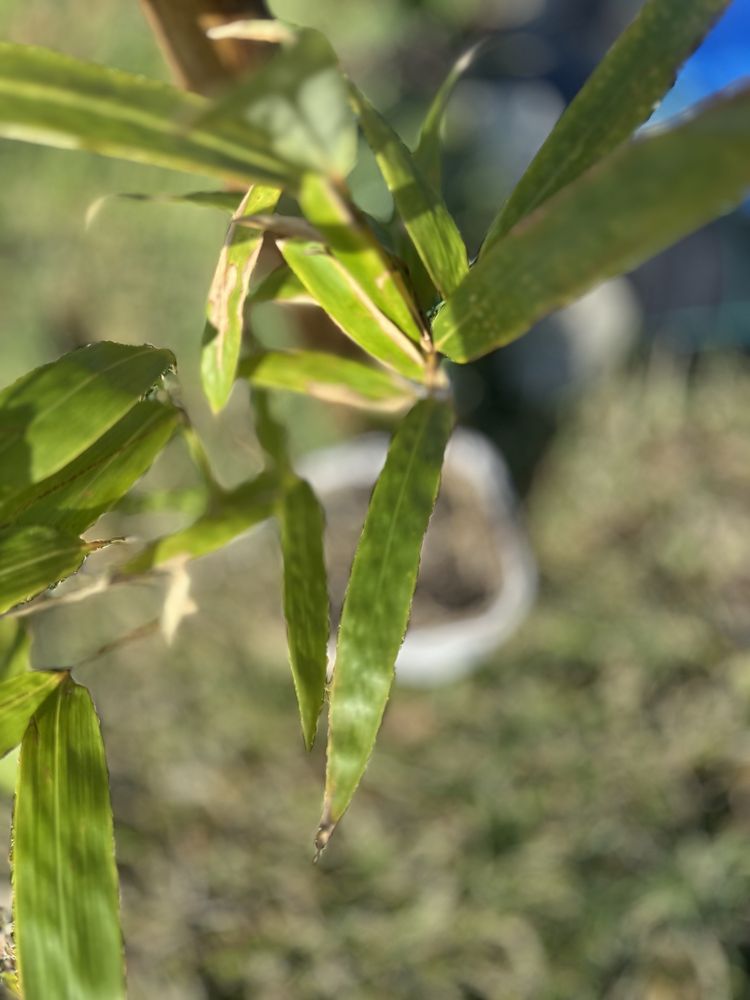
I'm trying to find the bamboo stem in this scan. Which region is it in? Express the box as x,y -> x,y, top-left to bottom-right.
138,0 -> 269,94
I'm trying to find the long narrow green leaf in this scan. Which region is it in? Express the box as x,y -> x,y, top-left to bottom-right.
14,676 -> 125,1000
434,85 -> 750,363
481,0 -> 731,250
0,620 -> 31,681
0,672 -> 63,758
413,42 -> 484,192
0,43 -> 299,187
201,185 -> 281,413
297,174 -> 425,344
279,238 -> 427,381
239,350 -> 417,411
121,472 -> 277,574
2,401 -> 178,534
350,85 -> 469,300
247,391 -> 329,749
318,398 -> 454,848
0,342 -> 174,505
0,526 -> 101,614
198,29 -> 356,179
278,479 -> 329,750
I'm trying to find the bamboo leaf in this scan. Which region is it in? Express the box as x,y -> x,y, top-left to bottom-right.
278,479 -> 329,750
318,398 -> 454,848
199,29 -> 356,179
201,185 -> 281,413
0,342 -> 174,507
0,671 -> 63,758
0,620 -> 31,682
350,85 -> 469,300
297,174 -> 425,345
279,238 -> 427,381
482,0 -> 731,250
0,43 -> 299,187
246,391 -> 329,749
14,676 -> 125,1000
240,350 -> 417,411
434,85 -> 750,363
247,266 -> 314,305
414,41 -> 485,192
0,526 -> 102,614
2,401 -> 178,535
121,472 -> 277,574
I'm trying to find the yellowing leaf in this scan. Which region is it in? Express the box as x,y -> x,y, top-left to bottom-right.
279,238 -> 427,381
201,184 -> 281,412
239,350 -> 417,411
297,174 -> 425,345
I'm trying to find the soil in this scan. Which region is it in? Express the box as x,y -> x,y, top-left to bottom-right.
323,463 -> 505,631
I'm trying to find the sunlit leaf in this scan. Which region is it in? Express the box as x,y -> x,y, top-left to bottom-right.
350,85 -> 469,300
14,676 -> 125,1000
0,43 -> 299,187
318,398 -> 454,848
120,472 -> 277,574
297,174 -> 425,344
0,526 -> 103,614
0,620 -> 31,682
279,238 -> 427,381
201,184 -> 281,413
278,479 -> 329,750
414,41 -> 485,192
240,350 -> 417,411
0,342 -> 174,507
199,29 -> 356,178
2,401 -> 178,534
482,0 -> 731,250
434,85 -> 750,363
0,671 -> 63,758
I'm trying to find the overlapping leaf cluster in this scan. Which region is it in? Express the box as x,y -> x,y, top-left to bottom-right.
0,0 -> 747,994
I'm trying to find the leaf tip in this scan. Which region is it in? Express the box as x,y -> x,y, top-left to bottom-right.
314,812 -> 337,860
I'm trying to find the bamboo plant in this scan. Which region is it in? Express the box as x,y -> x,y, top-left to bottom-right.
0,0 -> 746,994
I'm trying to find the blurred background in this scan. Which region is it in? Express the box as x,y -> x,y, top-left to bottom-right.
1,0 -> 750,996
